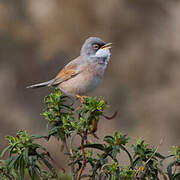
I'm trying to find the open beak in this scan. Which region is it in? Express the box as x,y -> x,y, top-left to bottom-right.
100,42 -> 112,50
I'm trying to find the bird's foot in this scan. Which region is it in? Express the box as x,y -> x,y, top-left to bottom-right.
75,94 -> 88,103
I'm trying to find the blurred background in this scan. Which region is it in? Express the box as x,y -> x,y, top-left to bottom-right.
0,0 -> 180,170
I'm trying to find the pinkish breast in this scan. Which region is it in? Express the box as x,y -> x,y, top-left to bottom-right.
58,63 -> 106,95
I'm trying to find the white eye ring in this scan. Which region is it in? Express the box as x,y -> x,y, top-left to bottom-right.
93,44 -> 99,50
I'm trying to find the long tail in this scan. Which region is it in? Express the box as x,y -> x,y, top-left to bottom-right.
26,79 -> 54,89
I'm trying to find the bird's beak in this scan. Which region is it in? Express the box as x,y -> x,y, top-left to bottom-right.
100,42 -> 112,50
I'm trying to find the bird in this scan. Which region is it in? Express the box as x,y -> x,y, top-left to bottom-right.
27,37 -> 112,101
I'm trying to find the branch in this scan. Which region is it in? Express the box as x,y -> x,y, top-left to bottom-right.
77,140 -> 86,180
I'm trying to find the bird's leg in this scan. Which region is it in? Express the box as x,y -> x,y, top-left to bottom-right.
75,94 -> 88,103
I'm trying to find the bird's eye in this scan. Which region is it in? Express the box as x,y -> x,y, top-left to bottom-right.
93,44 -> 99,50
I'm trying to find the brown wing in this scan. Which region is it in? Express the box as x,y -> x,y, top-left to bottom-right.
51,64 -> 79,86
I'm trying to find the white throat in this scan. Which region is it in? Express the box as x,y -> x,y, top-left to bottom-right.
95,49 -> 111,62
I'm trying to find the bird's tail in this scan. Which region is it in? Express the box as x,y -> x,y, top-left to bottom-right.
26,79 -> 54,89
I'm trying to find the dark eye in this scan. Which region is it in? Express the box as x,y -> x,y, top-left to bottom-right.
93,44 -> 99,50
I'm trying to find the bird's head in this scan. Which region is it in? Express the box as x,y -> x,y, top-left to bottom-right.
80,37 -> 112,61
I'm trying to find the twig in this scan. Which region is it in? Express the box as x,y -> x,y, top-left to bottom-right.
64,138 -> 76,180
134,137 -> 164,179
77,139 -> 86,180
144,137 -> 164,166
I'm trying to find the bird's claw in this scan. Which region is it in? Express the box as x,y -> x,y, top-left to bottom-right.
75,94 -> 88,103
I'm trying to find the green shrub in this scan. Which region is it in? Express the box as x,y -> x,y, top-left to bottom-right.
0,89 -> 180,179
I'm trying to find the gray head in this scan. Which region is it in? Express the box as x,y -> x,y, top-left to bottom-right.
80,37 -> 107,56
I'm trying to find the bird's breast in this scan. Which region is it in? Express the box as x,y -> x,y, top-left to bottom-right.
58,63 -> 106,95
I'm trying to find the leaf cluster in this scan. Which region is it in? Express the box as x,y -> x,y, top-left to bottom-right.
0,89 -> 180,180
0,130 -> 57,180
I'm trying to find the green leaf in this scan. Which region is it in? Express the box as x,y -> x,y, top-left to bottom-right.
119,145 -> 133,166
154,152 -> 166,160
22,149 -> 28,166
174,172 -> 180,179
28,166 -> 41,180
19,156 -> 25,180
9,142 -> 19,156
167,161 -> 174,179
40,157 -> 57,177
132,157 -> 142,168
0,145 -> 11,157
83,144 -> 105,151
6,155 -> 20,170
31,135 -> 49,140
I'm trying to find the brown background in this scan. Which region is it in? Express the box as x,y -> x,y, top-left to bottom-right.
0,0 -> 180,170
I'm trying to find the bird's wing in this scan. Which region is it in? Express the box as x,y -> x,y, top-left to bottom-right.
50,58 -> 83,86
